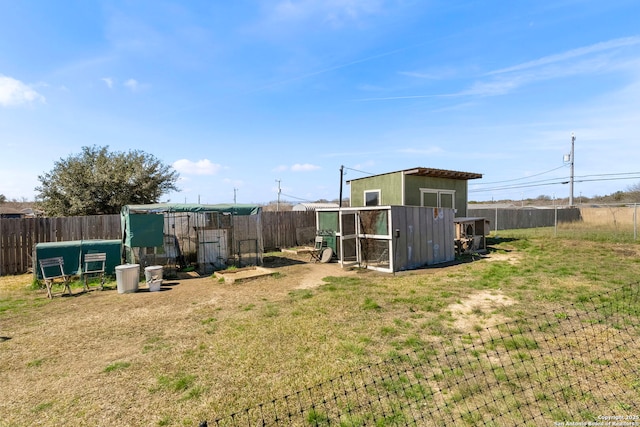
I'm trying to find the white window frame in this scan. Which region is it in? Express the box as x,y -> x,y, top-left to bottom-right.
420,188 -> 455,210
364,189 -> 381,207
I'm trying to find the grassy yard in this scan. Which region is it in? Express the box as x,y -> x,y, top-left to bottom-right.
1,227 -> 639,426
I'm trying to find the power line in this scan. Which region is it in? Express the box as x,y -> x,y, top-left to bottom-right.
343,166 -> 375,176
470,179 -> 568,193
471,175 -> 572,192
574,172 -> 640,179
575,175 -> 640,184
280,192 -> 313,202
470,172 -> 640,194
472,164 -> 568,186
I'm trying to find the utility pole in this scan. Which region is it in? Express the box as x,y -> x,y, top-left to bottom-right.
275,179 -> 281,212
569,132 -> 575,207
233,188 -> 238,204
339,165 -> 344,207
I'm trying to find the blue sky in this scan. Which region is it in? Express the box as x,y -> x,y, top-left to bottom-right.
2,1 -> 640,205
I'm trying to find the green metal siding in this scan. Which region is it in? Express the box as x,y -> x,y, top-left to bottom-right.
404,175 -> 468,216
349,172 -> 404,206
349,172 -> 469,216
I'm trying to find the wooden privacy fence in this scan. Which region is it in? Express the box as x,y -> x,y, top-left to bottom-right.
0,211 -> 318,276
0,216 -> 121,275
261,210 -> 316,251
0,207 -> 613,276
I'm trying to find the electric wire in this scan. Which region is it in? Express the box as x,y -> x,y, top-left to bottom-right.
343,166 -> 375,176
471,171 -> 640,194
279,192 -> 313,203
472,164 -> 568,186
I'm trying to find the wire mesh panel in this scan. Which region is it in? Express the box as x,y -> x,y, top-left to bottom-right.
207,284 -> 640,426
359,238 -> 390,269
237,239 -> 260,267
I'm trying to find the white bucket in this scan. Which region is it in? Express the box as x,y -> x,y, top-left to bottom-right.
115,264 -> 140,294
148,279 -> 162,292
144,265 -> 163,282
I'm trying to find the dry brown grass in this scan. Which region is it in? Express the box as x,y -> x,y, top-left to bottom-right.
1,235 -> 639,426
0,254 -> 375,426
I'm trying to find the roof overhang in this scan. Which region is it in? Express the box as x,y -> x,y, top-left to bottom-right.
346,167 -> 482,183
403,167 -> 482,180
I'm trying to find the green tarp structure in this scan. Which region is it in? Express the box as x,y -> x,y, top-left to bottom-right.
120,203 -> 262,264
121,203 -> 261,248
122,203 -> 260,216
34,240 -> 122,280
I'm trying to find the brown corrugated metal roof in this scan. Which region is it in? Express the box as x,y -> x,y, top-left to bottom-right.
403,167 -> 482,180
346,167 -> 482,183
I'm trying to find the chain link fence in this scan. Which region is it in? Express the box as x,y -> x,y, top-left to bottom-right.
469,204 -> 640,241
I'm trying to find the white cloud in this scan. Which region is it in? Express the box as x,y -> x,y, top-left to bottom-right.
461,36 -> 640,98
291,163 -> 321,172
173,159 -> 223,175
124,78 -> 140,91
273,163 -> 321,172
268,0 -> 385,27
102,77 -> 152,92
0,75 -> 46,107
487,36 -> 640,76
102,77 -> 114,88
398,147 -> 444,155
399,67 -> 457,80
362,36 -> 640,102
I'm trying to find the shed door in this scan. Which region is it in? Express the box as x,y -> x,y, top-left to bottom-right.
197,229 -> 228,274
340,211 -> 358,265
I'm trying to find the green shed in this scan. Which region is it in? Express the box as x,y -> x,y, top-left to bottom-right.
347,167 -> 482,217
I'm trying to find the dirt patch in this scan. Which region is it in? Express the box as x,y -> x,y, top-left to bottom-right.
448,291 -> 516,332
483,251 -> 521,264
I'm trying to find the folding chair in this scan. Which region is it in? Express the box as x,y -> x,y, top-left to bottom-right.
39,257 -> 72,298
83,253 -> 107,291
309,236 -> 327,262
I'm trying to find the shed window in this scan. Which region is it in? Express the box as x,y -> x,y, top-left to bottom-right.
440,192 -> 454,209
365,190 -> 381,207
420,189 -> 455,210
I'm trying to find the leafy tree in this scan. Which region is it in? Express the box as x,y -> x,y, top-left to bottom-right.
0,194 -> 6,204
36,146 -> 179,216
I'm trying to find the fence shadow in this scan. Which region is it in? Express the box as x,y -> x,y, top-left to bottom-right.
486,236 -> 519,246
263,255 -> 308,268
204,283 -> 640,426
